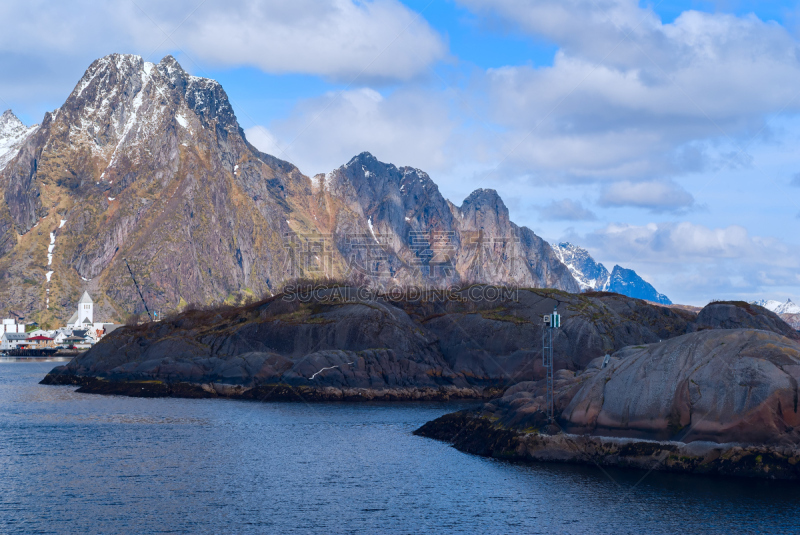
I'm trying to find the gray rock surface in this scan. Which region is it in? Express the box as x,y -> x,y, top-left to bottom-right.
443,327 -> 800,446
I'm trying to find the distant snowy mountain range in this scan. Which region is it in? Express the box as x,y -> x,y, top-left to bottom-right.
552,242 -> 672,305
752,299 -> 800,315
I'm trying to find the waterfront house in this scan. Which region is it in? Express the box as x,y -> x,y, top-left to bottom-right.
1,332 -> 30,351
27,335 -> 55,349
28,329 -> 56,338
60,335 -> 85,349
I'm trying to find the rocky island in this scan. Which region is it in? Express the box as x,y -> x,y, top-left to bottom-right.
415,301 -> 800,479
41,285 -> 696,396
41,287 -> 800,478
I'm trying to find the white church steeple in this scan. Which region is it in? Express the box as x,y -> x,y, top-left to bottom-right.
77,291 -> 93,324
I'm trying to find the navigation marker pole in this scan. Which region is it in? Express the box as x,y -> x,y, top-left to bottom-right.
542,306 -> 561,422
123,258 -> 153,322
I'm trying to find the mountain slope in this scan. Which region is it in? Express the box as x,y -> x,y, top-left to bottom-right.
552,242 -> 671,304
316,153 -> 578,290
0,54 -> 578,324
0,110 -> 37,173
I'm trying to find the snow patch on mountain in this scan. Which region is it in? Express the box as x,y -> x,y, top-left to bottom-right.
552,242 -> 610,291
0,110 -> 38,172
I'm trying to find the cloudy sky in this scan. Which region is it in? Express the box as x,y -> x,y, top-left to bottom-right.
1,0 -> 799,305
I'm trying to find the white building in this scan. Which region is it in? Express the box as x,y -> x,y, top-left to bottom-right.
0,319 -> 23,335
59,292 -> 117,343
67,292 -> 94,329
28,329 -> 56,338
1,332 -> 29,351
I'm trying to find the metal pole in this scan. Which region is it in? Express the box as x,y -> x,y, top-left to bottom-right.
542,316 -> 554,422
123,258 -> 153,322
542,305 -> 560,423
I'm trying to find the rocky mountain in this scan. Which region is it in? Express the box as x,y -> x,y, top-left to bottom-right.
0,54 -> 578,325
605,265 -> 671,304
0,110 -> 38,172
552,242 -> 671,304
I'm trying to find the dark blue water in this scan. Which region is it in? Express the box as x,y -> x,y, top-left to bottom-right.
1,361 -> 798,534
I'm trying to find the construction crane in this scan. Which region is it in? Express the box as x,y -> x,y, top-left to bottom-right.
123,258 -> 153,322
542,305 -> 561,422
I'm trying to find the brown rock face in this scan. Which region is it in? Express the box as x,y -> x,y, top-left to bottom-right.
474,326 -> 800,446
0,54 -> 578,325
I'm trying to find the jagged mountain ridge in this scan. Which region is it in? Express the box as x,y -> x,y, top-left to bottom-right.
317,153 -> 578,290
0,53 -> 578,324
552,242 -> 672,305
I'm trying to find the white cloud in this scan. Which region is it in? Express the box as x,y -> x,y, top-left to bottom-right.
245,87 -> 459,176
161,0 -> 447,81
538,199 -> 597,221
458,0 -> 800,181
244,126 -> 283,158
598,180 -> 694,212
0,0 -> 446,88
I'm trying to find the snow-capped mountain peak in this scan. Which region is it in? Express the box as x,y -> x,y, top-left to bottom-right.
551,242 -> 610,291
0,110 -> 38,172
551,242 -> 672,304
752,298 -> 800,315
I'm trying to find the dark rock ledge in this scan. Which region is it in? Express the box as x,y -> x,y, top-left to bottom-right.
414,410 -> 800,479
40,373 -> 501,401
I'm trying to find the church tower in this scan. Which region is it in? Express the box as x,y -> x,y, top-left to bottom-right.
78,291 -> 93,324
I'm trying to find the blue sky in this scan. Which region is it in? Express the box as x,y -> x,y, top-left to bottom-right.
1,0 -> 800,305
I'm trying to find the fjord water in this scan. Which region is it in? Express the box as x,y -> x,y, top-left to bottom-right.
1,362 -> 798,535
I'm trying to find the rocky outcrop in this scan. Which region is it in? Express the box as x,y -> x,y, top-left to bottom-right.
691,301 -> 800,340
415,327 -> 800,478
42,287 -> 703,395
41,288 -> 800,403
562,329 -> 800,444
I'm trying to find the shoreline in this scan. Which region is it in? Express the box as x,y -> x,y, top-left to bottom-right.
414,411 -> 800,480
39,373 -> 505,402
